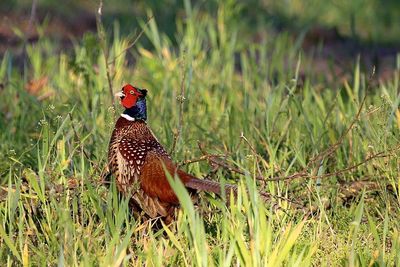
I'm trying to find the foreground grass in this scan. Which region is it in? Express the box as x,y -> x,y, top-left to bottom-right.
1,2 -> 400,266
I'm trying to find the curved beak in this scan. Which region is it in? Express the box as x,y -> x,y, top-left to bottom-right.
115,91 -> 125,98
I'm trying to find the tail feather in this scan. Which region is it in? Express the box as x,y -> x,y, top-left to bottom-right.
185,177 -> 237,196
181,174 -> 271,203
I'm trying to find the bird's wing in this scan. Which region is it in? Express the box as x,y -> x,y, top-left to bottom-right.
140,150 -> 193,204
112,134 -> 180,201
115,134 -> 236,203
140,150 -> 237,202
112,135 -> 179,216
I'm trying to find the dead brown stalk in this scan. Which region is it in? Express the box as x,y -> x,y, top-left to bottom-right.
170,53 -> 187,154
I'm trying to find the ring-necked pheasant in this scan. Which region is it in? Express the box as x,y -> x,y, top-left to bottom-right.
108,84 -> 236,222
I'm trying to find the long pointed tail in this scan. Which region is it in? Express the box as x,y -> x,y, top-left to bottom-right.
185,177 -> 237,196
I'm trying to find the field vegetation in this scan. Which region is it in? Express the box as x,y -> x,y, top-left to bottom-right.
0,0 -> 399,265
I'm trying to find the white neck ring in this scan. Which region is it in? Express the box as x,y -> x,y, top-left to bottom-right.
121,114 -> 135,121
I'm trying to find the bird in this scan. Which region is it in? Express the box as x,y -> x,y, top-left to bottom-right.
108,84 -> 236,222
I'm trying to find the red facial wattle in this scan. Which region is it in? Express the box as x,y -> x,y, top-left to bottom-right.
121,94 -> 138,109
120,84 -> 143,109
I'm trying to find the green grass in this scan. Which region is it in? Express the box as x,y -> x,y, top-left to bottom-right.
1,1 -> 400,266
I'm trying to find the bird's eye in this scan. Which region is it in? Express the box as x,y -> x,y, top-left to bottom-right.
130,90 -> 135,95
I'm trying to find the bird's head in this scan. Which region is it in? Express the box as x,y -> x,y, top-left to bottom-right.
116,84 -> 148,109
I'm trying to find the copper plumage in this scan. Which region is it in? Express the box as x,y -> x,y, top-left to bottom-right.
108,84 -> 236,222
